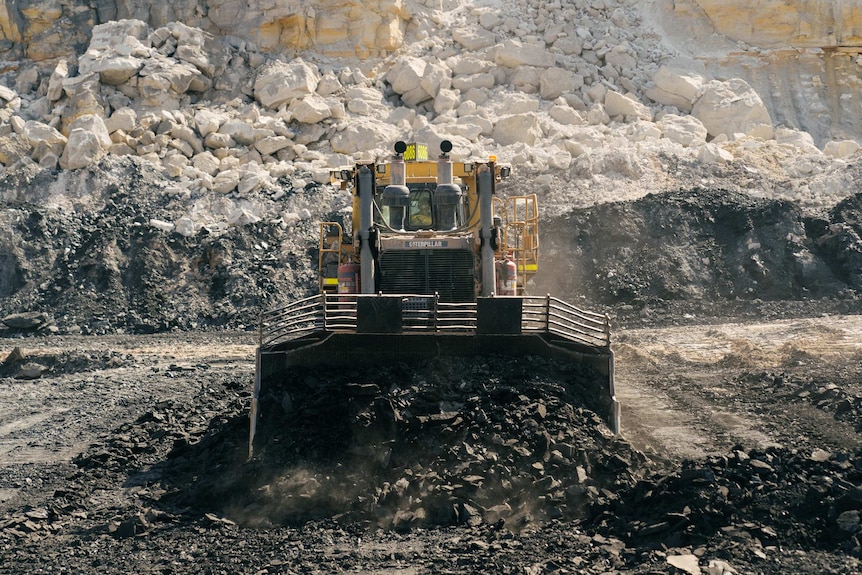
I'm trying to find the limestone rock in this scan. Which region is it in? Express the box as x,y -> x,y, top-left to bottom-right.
698,142 -> 734,164
494,40 -> 555,68
693,1 -> 862,48
254,59 -> 320,110
105,108 -> 137,134
824,140 -> 861,158
330,120 -> 400,154
218,119 -> 256,146
692,79 -> 774,139
604,91 -> 652,121
540,68 -> 582,100
385,57 -> 449,106
493,114 -> 543,146
60,128 -> 106,169
658,114 -> 708,147
67,114 -> 112,150
289,95 -> 332,124
23,121 -> 67,150
453,27 -> 497,51
645,66 -> 705,112
46,60 -> 68,102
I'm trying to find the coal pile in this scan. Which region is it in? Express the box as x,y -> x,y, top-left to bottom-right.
590,446 -> 862,558
151,355 -> 643,530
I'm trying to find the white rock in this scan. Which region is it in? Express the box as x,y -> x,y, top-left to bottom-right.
171,124 -> 204,154
213,169 -> 241,193
652,66 -> 704,103
46,60 -> 68,102
604,91 -> 652,121
549,105 -> 584,126
453,27 -> 497,51
316,73 -> 342,96
330,121 -> 401,154
218,119 -> 256,145
23,120 -> 67,148
823,139 -> 861,158
692,78 -> 773,139
0,84 -> 17,103
452,73 -> 496,92
60,128 -> 106,169
90,55 -> 144,85
149,218 -> 175,233
195,109 -> 225,137
434,89 -> 461,114
192,151 -> 221,175
162,152 -> 188,177
666,554 -> 700,575
289,95 -> 332,123
228,207 -> 260,226
698,142 -> 734,164
174,217 -> 197,237
255,136 -> 292,156
105,108 -> 137,134
204,132 -> 232,149
254,59 -> 320,110
493,114 -> 543,146
774,128 -> 821,154
658,114 -> 708,147
540,68 -> 583,100
237,171 -> 263,195
586,103 -> 610,125
495,39 -> 555,68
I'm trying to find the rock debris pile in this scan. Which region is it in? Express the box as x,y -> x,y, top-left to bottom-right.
591,446 -> 862,559
161,356 -> 640,530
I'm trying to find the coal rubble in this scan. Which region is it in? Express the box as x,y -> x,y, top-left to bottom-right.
590,447 -> 862,559
164,355 -> 644,531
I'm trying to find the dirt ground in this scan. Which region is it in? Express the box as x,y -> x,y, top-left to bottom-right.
1,313 -> 861,574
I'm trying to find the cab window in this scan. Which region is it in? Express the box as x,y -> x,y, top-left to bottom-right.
408,190 -> 433,228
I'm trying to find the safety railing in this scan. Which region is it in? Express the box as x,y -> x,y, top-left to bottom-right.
260,293 -> 610,349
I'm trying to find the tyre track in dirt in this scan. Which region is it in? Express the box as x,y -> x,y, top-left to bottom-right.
615,314 -> 862,466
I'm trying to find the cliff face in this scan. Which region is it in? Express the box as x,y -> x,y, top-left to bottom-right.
0,0 -> 410,62
693,0 -> 862,48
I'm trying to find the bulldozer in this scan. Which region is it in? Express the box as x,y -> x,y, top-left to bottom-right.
249,141 -> 619,457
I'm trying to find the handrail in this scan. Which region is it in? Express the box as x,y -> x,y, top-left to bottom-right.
259,293 -> 610,350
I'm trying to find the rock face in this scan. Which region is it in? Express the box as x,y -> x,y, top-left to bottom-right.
0,0 -> 411,61
692,0 -> 862,48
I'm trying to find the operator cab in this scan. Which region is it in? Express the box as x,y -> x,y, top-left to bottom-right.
376,140 -> 466,233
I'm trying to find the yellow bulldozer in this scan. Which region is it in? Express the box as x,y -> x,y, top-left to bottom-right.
249,141 -> 619,456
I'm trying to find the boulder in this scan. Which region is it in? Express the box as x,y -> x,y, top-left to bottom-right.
330,121 -> 400,154
67,114 -> 112,150
60,128 -> 106,169
692,78 -> 773,139
255,136 -> 292,156
46,60 -> 68,102
105,108 -> 137,134
823,140 -> 861,158
453,27 -> 497,51
2,312 -> 50,330
645,66 -> 705,112
23,121 -> 67,150
194,109 -> 226,137
604,91 -> 652,121
494,39 -> 555,68
254,59 -> 320,110
493,114 -> 543,146
218,119 -> 256,146
289,95 -> 332,123
658,114 -> 708,147
540,68 -> 583,100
